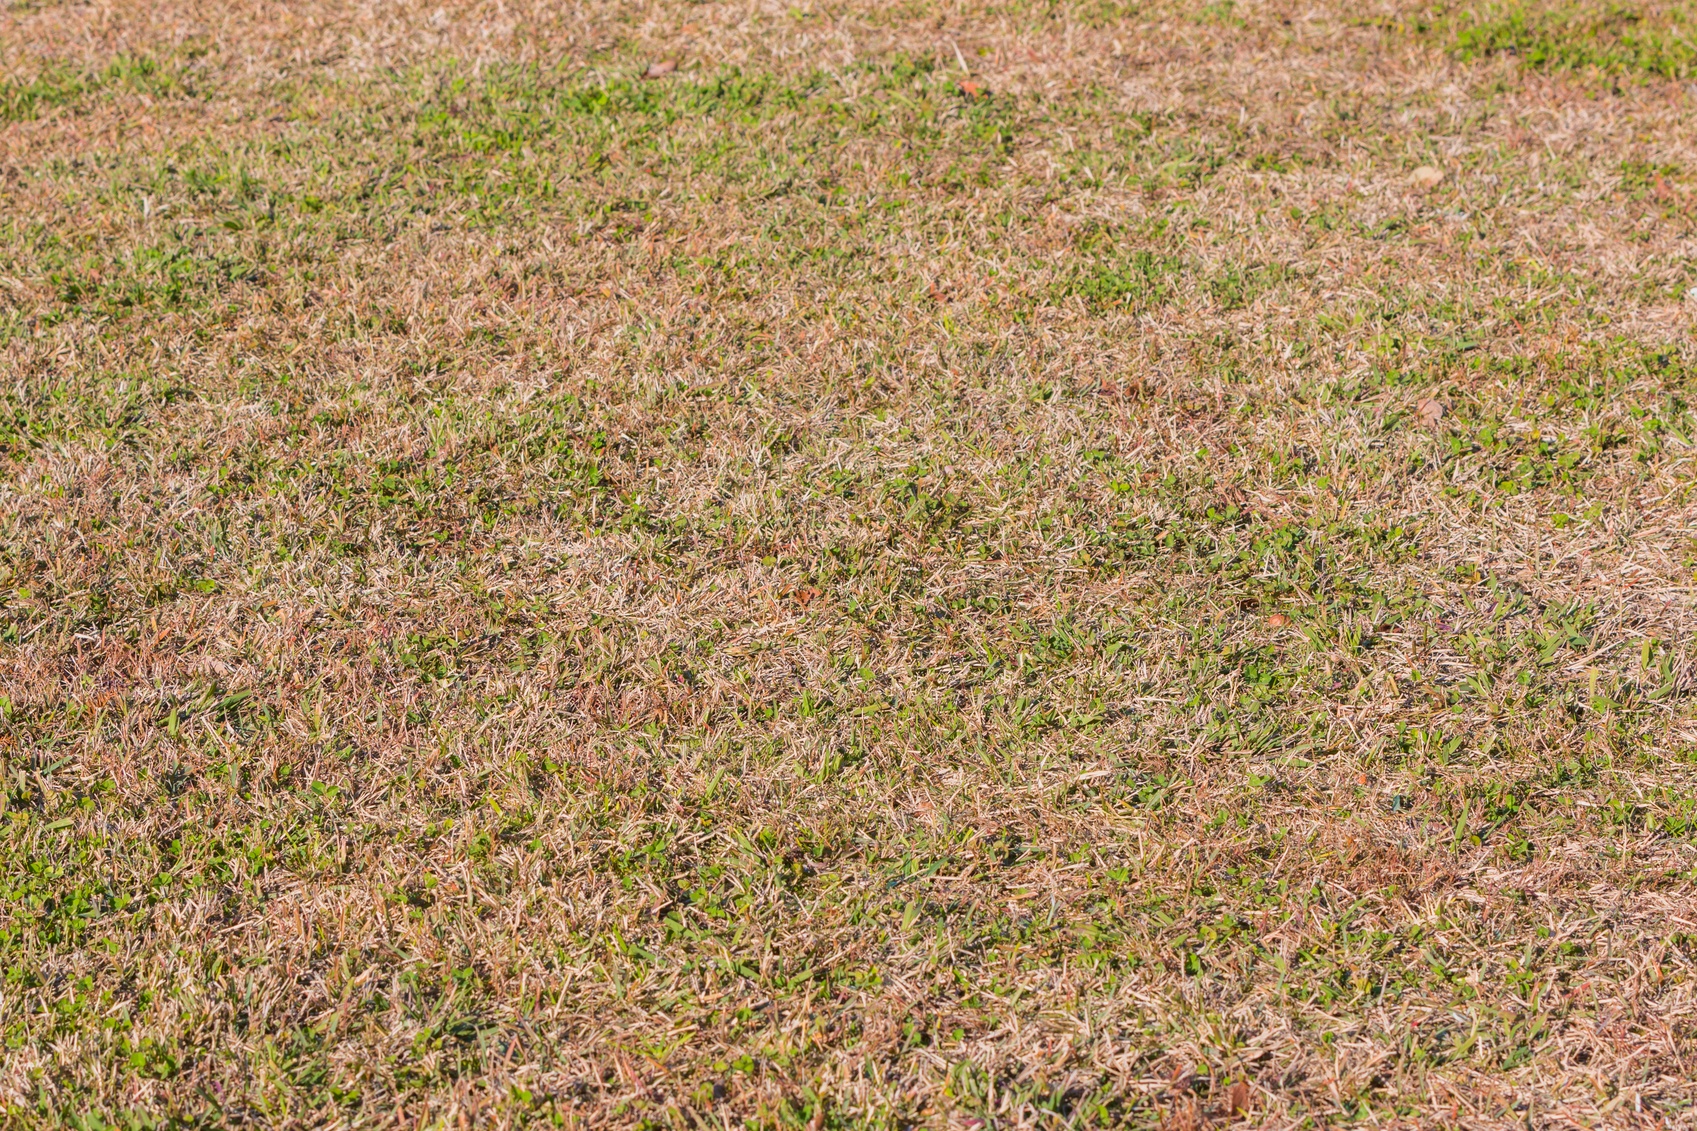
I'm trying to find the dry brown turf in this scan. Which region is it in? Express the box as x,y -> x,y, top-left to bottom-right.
3,0 -> 1697,1126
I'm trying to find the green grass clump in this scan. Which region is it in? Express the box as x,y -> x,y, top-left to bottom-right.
1445,1 -> 1697,77
1066,248 -> 1185,309
0,54 -> 182,122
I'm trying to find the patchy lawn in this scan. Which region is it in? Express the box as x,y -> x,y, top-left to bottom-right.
2,0 -> 1696,1126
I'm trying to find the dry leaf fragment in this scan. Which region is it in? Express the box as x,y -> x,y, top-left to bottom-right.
1409,165 -> 1444,190
1226,1081 -> 1252,1116
1416,397 -> 1445,428
958,79 -> 987,98
644,59 -> 677,79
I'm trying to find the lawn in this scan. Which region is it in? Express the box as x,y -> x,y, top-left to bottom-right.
2,0 -> 1697,1126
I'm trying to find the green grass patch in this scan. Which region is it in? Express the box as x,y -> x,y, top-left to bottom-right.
1437,1 -> 1697,78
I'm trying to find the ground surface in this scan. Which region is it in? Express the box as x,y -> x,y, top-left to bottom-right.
2,0 -> 1697,1126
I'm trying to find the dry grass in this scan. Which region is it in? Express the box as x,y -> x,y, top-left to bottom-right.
3,0 -> 1697,1126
